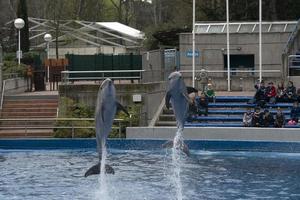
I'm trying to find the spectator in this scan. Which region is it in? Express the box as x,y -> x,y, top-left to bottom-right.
187,92 -> 198,122
252,107 -> 263,127
204,83 -> 216,103
290,101 -> 300,122
25,65 -> 34,92
253,80 -> 267,107
297,88 -> 300,103
276,80 -> 286,102
285,81 -> 297,102
262,109 -> 274,127
265,82 -> 276,104
197,93 -> 208,116
274,107 -> 285,128
243,107 -> 253,127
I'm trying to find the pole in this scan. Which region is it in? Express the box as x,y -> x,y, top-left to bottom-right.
192,0 -> 196,87
226,0 -> 231,91
18,29 -> 21,65
47,42 -> 50,83
259,0 -> 262,82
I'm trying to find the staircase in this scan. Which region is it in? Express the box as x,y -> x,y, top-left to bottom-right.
156,96 -> 295,128
0,95 -> 58,138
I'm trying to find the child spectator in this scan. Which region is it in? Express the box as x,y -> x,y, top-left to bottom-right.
252,107 -> 263,127
204,83 -> 216,103
262,109 -> 274,127
290,101 -> 300,122
285,81 -> 297,102
197,93 -> 208,116
243,107 -> 253,127
265,82 -> 276,104
274,107 -> 285,128
276,80 -> 286,102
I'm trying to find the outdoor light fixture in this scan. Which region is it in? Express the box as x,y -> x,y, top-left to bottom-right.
14,18 -> 25,65
44,33 -> 52,83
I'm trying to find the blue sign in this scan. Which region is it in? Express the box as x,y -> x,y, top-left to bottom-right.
186,50 -> 199,57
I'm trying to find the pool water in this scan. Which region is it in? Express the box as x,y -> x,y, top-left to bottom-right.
1,149 -> 300,200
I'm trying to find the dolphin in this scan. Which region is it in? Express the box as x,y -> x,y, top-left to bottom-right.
163,71 -> 190,156
85,78 -> 129,177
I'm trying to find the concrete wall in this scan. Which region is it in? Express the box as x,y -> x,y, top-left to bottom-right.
179,32 -> 291,90
127,127 -> 300,142
4,78 -> 27,95
59,82 -> 166,125
142,49 -> 165,83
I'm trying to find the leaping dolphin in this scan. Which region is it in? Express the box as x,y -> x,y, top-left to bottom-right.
163,71 -> 190,156
85,78 -> 129,177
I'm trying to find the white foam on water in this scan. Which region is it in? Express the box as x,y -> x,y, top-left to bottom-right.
171,129 -> 184,200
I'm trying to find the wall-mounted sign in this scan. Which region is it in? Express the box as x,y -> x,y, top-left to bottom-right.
186,50 -> 199,57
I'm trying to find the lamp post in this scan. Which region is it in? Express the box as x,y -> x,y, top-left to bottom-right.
14,18 -> 25,65
192,0 -> 196,87
44,33 -> 52,83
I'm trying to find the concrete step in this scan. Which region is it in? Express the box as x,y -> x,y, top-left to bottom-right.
0,121 -> 55,126
1,108 -> 57,112
156,121 -> 176,126
3,103 -> 58,108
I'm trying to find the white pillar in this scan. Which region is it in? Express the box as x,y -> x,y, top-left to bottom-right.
192,0 -> 196,87
47,42 -> 50,83
18,29 -> 21,65
259,0 -> 262,82
226,0 -> 231,91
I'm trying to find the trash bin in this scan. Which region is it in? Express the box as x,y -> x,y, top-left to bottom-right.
34,70 -> 46,91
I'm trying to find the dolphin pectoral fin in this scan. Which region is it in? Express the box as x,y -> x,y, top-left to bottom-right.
84,163 -> 115,177
162,140 -> 173,148
116,101 -> 130,117
165,91 -> 171,109
182,142 -> 190,157
162,140 -> 190,157
181,92 -> 190,103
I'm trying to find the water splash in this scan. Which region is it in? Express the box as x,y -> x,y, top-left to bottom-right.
171,129 -> 184,200
95,143 -> 112,200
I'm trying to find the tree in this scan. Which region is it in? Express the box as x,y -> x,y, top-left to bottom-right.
17,0 -> 30,52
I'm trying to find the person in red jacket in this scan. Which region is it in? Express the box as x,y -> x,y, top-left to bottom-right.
266,82 -> 277,104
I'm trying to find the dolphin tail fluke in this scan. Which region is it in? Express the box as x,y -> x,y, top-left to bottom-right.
162,140 -> 190,157
84,163 -> 115,177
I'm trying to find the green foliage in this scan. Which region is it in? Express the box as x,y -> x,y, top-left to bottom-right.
54,97 -> 94,138
110,104 -> 141,138
2,60 -> 27,79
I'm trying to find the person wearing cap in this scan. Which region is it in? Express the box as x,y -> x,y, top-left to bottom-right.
266,82 -> 276,104
274,107 -> 285,128
262,109 -> 274,127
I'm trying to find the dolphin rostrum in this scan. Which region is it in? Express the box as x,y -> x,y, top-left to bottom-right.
163,71 -> 190,156
85,78 -> 129,177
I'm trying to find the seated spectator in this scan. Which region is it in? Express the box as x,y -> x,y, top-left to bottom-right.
243,107 -> 253,127
204,83 -> 216,103
274,107 -> 285,128
187,92 -> 198,122
276,80 -> 286,102
265,82 -> 276,104
196,93 -> 208,116
285,81 -> 297,102
252,107 -> 263,127
253,80 -> 267,107
262,109 -> 274,127
297,88 -> 300,103
290,101 -> 300,122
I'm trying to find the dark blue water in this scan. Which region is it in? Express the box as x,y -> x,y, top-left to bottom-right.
0,149 -> 300,200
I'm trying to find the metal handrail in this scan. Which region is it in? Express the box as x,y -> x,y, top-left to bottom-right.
61,69 -> 145,83
180,69 -> 281,73
0,79 -> 7,110
0,118 -> 128,138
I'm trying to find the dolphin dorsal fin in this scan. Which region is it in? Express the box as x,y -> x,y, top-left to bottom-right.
116,101 -> 130,117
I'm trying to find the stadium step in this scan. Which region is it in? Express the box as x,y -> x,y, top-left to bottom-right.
155,96 -> 295,128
